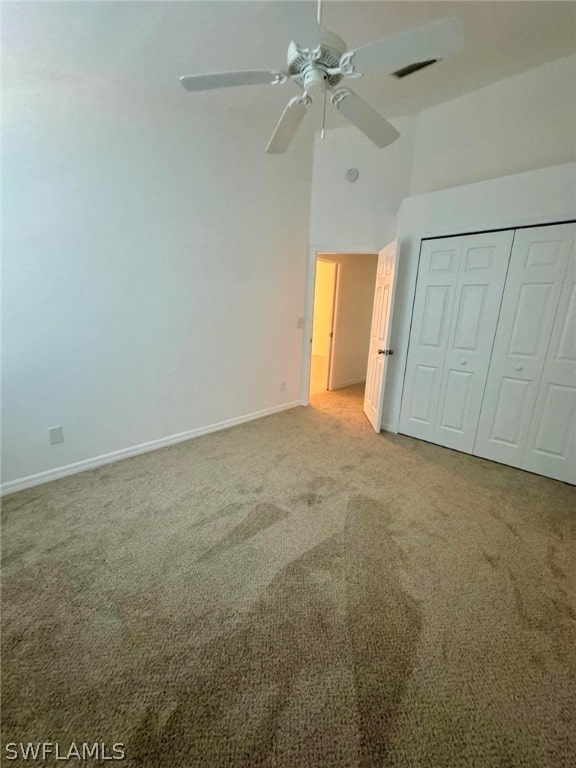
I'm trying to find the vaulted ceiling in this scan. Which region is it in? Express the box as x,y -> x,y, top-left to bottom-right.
3,1 -> 575,123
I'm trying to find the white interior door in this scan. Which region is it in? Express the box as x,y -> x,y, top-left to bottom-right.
363,241 -> 399,432
399,231 -> 513,452
473,223 -> 576,471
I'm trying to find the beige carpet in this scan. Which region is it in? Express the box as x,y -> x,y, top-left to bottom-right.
2,384 -> 576,767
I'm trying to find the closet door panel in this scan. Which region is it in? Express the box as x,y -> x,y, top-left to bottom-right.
410,364 -> 438,424
399,231 -> 513,451
489,377 -> 531,446
474,223 -> 576,469
434,231 -> 513,452
399,238 -> 462,441
522,237 -> 576,484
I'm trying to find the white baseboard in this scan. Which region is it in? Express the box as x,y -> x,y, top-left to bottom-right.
329,377 -> 366,390
381,422 -> 398,434
1,401 -> 302,496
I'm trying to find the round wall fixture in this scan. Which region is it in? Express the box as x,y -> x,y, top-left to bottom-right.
345,168 -> 359,182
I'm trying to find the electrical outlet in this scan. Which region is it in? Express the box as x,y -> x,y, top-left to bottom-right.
297,317 -> 305,329
48,426 -> 64,445
280,381 -> 287,391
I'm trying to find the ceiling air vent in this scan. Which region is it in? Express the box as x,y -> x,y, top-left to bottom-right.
392,59 -> 438,79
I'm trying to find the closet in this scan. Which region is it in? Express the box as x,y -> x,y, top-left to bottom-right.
399,222 -> 576,484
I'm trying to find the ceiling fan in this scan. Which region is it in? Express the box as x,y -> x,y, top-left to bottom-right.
180,1 -> 463,153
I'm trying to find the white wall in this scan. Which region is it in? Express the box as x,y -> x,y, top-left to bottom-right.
410,54 -> 576,195
1,82 -> 313,489
320,253 -> 377,389
309,54 -> 576,253
309,115 -> 418,250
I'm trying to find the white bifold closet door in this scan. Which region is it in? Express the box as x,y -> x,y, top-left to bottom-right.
399,231 -> 514,453
474,223 -> 576,483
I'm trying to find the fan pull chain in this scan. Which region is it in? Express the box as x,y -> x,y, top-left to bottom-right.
321,80 -> 327,140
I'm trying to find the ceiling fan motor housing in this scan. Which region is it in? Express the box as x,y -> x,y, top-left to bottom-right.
180,17 -> 463,154
287,29 -> 347,92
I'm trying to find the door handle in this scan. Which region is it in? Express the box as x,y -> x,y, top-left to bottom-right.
378,349 -> 394,355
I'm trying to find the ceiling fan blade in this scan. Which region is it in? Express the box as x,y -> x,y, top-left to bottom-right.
180,70 -> 286,92
341,17 -> 463,76
331,88 -> 400,148
266,95 -> 311,154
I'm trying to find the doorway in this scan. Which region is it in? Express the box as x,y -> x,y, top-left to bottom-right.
310,259 -> 338,395
308,252 -> 378,401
